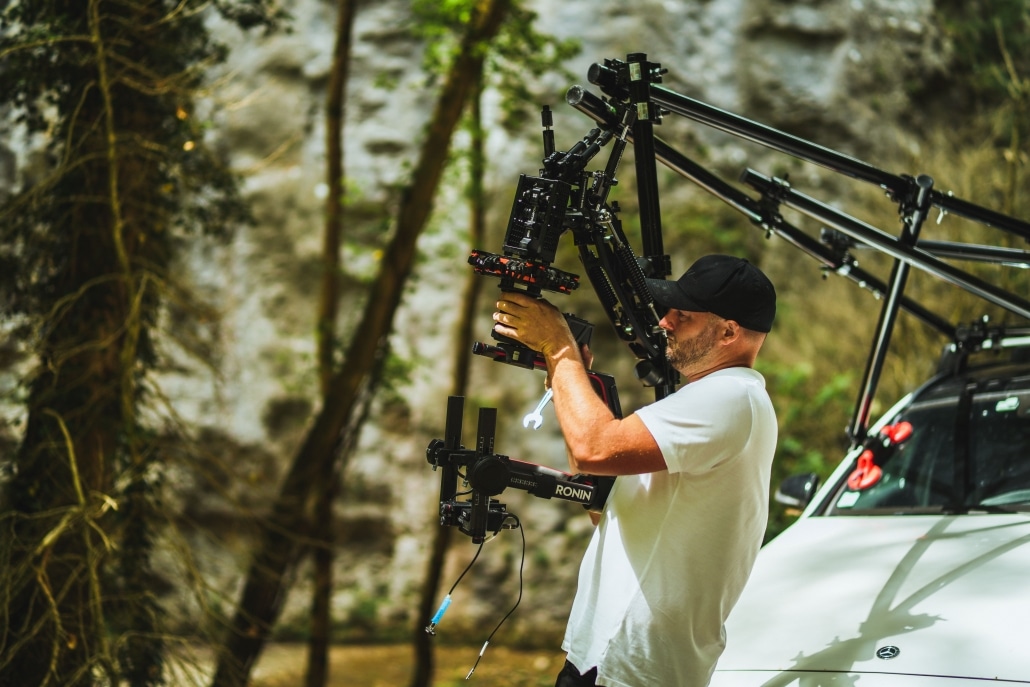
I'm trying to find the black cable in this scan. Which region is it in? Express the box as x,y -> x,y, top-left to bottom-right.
451,540 -> 485,595
425,540 -> 484,635
465,515 -> 526,680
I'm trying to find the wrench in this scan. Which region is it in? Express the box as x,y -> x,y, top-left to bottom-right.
522,388 -> 553,430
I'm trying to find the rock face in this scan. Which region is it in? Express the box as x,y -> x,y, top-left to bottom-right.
2,0 -> 950,647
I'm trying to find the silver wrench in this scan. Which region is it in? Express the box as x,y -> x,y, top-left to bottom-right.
522,388 -> 553,430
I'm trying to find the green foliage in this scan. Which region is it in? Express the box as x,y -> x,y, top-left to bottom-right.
937,0 -> 1030,106
412,0 -> 580,129
380,349 -> 416,404
936,0 -> 1029,214
759,359 -> 855,540
484,3 -> 580,129
651,188 -> 769,263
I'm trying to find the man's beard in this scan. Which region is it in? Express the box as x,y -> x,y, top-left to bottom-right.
665,319 -> 720,371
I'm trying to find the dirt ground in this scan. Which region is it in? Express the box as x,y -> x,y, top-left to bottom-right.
172,643 -> 563,687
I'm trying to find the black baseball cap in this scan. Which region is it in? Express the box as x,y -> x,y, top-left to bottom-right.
645,254 -> 776,333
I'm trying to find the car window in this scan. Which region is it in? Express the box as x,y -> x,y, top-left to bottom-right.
827,375 -> 1030,514
969,386 -> 1030,507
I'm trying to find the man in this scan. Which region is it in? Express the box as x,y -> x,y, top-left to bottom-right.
492,254 -> 778,687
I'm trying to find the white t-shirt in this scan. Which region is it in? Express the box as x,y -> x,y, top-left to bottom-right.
561,367 -> 777,687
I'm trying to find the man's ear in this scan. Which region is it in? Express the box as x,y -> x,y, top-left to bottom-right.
720,319 -> 741,343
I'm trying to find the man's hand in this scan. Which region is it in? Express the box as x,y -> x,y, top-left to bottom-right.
492,291 -> 579,361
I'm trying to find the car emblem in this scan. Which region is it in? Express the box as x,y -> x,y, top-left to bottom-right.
876,645 -> 901,660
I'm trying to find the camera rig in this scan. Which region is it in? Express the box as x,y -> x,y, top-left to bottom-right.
428,52 -> 1030,543
466,61 -> 679,391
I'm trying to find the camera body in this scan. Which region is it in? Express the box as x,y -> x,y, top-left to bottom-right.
468,172 -> 585,368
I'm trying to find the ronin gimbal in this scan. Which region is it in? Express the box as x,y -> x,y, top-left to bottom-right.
426,396 -> 615,545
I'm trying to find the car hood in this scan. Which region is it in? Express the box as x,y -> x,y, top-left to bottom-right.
711,513 -> 1030,685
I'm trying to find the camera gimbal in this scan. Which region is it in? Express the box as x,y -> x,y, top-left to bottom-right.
428,57 -> 678,546
426,396 -> 615,544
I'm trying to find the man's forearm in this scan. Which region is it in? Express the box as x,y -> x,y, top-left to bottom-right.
547,348 -> 617,473
547,344 -> 668,477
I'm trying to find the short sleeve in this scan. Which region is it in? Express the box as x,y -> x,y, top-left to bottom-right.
634,369 -> 763,474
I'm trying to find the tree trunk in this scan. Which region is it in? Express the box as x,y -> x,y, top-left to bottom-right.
209,2 -> 512,685
0,2 -> 178,684
410,70 -> 490,687
306,1 -> 356,685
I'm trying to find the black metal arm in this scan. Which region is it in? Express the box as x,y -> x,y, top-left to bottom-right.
570,53 -> 1029,445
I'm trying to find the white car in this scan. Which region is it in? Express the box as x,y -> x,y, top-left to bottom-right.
711,347 -> 1030,686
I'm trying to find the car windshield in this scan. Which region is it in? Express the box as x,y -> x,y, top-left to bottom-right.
827,371 -> 1030,515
